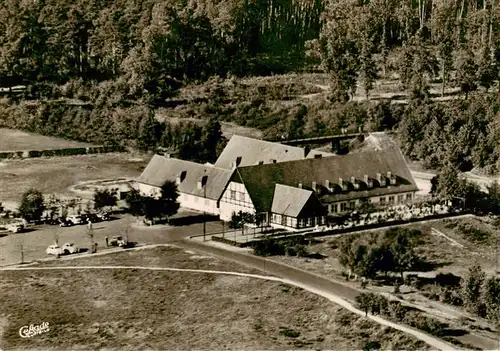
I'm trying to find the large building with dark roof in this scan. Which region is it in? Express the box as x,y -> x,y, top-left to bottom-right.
136,135 -> 419,229
219,148 -> 419,229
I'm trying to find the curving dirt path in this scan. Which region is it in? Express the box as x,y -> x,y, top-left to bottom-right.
1,262 -> 456,351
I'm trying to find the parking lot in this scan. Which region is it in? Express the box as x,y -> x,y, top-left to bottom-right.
0,213 -> 224,266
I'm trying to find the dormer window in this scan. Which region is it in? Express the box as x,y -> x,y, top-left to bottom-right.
364,174 -> 373,188
176,171 -> 187,185
377,173 -> 386,187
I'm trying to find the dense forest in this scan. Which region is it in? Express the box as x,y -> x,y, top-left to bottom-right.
0,0 -> 499,171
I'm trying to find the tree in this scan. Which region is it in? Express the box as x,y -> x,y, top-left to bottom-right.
18,188 -> 45,222
483,277 -> 500,322
355,292 -> 378,317
201,116 -> 224,163
229,210 -> 255,236
382,228 -> 421,280
158,181 -> 180,220
125,189 -> 144,218
461,264 -> 486,315
93,189 -> 118,211
455,49 -> 479,99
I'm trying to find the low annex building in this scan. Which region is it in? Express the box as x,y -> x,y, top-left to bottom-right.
218,148 -> 419,230
137,154 -> 232,215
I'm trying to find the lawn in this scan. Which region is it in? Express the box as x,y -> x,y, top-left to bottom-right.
0,153 -> 150,209
0,247 -> 428,350
0,128 -> 96,151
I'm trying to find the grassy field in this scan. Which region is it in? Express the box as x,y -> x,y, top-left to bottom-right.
263,217 -> 500,349
0,128 -> 96,151
0,153 -> 150,209
0,247 -> 428,350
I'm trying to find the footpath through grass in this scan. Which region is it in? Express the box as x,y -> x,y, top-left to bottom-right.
0,246 -> 428,350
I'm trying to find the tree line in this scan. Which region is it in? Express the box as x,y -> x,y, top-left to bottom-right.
0,0 -> 322,91
312,0 -> 500,101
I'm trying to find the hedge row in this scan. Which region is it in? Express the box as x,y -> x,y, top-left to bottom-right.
0,146 -> 124,159
211,235 -> 249,248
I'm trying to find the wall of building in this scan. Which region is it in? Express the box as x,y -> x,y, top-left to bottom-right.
137,182 -> 219,215
137,183 -> 161,198
178,192 -> 219,215
326,191 -> 416,214
219,181 -> 256,221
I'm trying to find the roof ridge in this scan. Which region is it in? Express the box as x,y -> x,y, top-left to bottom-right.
155,154 -> 232,173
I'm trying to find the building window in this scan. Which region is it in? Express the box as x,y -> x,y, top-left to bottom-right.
230,190 -> 236,200
406,193 -> 412,201
332,204 -> 338,213
240,192 -> 245,202
349,201 -> 355,209
282,215 -> 287,226
388,196 -> 395,204
380,197 -> 386,204
398,195 -> 404,203
340,202 -> 347,212
307,217 -> 312,226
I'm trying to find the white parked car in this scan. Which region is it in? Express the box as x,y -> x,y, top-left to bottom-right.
67,215 -> 84,225
46,244 -> 63,256
6,222 -> 24,233
61,242 -> 79,254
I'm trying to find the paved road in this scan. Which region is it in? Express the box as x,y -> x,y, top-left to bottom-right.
178,239 -> 358,299
411,169 -> 499,192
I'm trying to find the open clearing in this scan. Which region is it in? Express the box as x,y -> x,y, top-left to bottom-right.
0,247 -> 427,350
0,128 -> 96,151
0,153 -> 150,208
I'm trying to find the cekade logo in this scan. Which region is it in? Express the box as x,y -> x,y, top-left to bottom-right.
19,322 -> 50,338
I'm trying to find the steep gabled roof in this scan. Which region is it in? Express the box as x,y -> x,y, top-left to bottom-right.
215,135 -> 305,169
237,149 -> 419,212
138,155 -> 233,200
271,184 -> 326,218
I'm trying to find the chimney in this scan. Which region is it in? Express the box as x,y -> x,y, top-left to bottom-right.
298,182 -> 302,189
269,159 -> 277,163
364,174 -> 373,188
312,181 -> 317,191
258,161 -> 264,165
387,171 -> 392,179
164,153 -> 171,159
198,175 -> 208,190
325,179 -> 331,190
377,173 -> 386,187
235,156 -> 242,167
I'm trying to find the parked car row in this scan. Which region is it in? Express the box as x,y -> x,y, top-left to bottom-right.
46,242 -> 79,256
58,212 -> 111,227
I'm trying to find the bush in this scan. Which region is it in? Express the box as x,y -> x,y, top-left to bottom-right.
279,328 -> 300,338
363,341 -> 381,351
404,313 -> 446,337
388,301 -> 407,321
